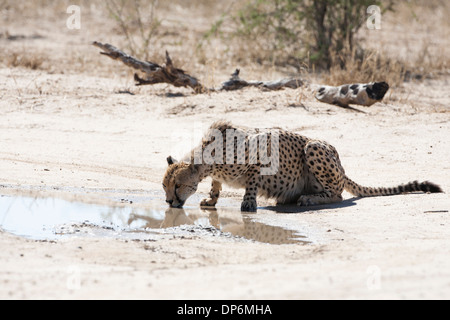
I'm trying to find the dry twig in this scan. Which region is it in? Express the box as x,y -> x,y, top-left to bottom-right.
92,41 -> 304,94
92,41 -> 205,93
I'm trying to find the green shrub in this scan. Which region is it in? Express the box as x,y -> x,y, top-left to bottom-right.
227,0 -> 393,70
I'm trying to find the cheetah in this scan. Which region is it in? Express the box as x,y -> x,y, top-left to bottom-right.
162,121 -> 442,212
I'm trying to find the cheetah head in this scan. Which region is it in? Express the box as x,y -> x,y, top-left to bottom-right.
162,156 -> 200,208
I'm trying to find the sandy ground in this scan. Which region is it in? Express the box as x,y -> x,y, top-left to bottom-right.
0,1 -> 449,300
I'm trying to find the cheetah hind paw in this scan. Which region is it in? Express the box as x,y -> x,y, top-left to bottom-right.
240,199 -> 257,212
200,198 -> 217,207
297,195 -> 316,206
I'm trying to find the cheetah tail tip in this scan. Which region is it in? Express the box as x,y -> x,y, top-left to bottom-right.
421,181 -> 444,194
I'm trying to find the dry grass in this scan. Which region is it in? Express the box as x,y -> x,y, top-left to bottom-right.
322,45 -> 449,87
197,0 -> 450,86
322,48 -> 404,86
0,47 -> 45,70
0,0 -> 448,88
332,0 -> 450,87
8,52 -> 45,70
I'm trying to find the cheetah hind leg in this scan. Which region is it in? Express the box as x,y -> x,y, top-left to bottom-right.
298,141 -> 345,206
200,180 -> 222,207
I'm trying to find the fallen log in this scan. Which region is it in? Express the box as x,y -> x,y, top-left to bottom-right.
92,42 -> 304,93
315,82 -> 389,108
92,41 -> 389,110
220,69 -> 303,91
92,41 -> 206,93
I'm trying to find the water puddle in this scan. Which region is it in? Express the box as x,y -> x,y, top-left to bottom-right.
0,195 -> 308,244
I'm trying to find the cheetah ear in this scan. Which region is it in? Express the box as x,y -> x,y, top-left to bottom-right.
188,162 -> 201,174
167,156 -> 178,166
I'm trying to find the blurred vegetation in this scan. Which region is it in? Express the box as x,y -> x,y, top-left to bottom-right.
0,0 -> 447,85
105,0 -> 161,60
211,0 -> 394,71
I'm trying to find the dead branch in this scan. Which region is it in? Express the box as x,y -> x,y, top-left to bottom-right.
92,41 -> 206,93
92,42 -> 390,113
220,69 -> 304,91
92,42 -> 304,94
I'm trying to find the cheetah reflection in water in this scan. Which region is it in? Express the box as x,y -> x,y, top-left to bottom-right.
128,207 -> 303,244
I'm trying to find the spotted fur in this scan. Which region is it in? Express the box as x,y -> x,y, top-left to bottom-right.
162,121 -> 442,211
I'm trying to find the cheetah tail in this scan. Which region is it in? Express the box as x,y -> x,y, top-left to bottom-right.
344,176 -> 443,197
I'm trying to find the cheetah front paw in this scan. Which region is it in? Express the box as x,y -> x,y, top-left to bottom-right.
200,198 -> 217,207
240,199 -> 257,212
297,195 -> 316,206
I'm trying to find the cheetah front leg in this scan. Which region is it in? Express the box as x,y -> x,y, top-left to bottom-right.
200,180 -> 222,207
241,168 -> 260,212
298,141 -> 345,206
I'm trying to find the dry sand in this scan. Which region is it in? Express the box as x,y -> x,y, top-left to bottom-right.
0,1 -> 449,300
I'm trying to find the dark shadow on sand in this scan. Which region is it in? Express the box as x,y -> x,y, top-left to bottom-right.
261,197 -> 360,213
